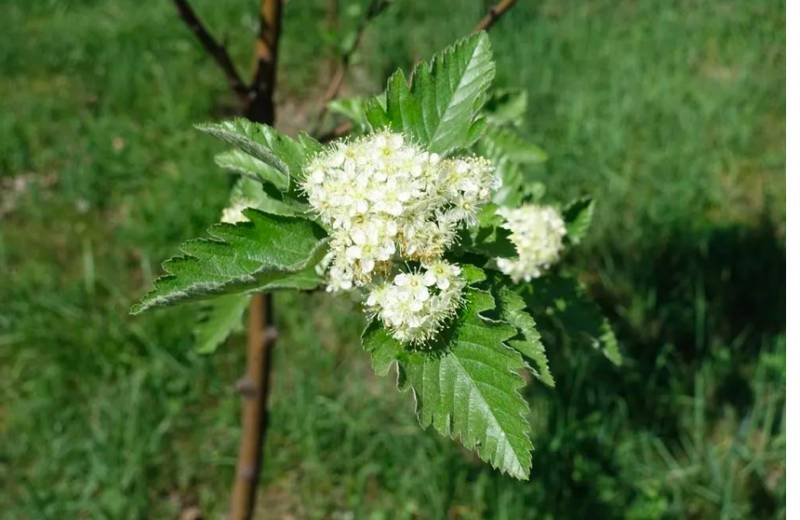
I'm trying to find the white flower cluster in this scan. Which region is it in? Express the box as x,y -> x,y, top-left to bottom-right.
495,204 -> 567,282
302,131 -> 497,344
365,261 -> 465,344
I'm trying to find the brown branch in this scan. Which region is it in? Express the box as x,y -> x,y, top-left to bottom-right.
172,0 -> 249,102
229,2 -> 283,520
474,0 -> 518,32
229,294 -> 277,520
246,0 -> 284,122
474,0 -> 517,32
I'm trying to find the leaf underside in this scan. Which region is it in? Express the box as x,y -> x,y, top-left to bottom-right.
193,293 -> 250,354
131,209 -> 327,314
197,118 -> 321,191
362,279 -> 533,480
480,124 -> 548,164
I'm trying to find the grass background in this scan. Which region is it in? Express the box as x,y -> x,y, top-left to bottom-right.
0,0 -> 785,518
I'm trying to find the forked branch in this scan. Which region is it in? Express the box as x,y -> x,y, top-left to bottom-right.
172,0 -> 249,102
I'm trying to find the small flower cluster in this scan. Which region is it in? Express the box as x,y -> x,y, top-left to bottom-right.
366,261 -> 465,344
495,204 -> 567,282
303,131 -> 497,344
220,201 -> 252,224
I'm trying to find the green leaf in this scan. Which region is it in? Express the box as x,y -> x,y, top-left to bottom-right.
214,149 -> 287,190
194,294 -> 250,354
197,119 -> 321,191
494,285 -> 554,388
362,281 -> 533,480
521,275 -> 621,366
375,32 -> 495,155
480,125 -> 548,164
327,96 -> 369,132
224,176 -> 308,223
458,204 -> 517,259
484,88 -> 528,127
131,209 -> 328,314
364,94 -> 389,130
562,197 -> 595,245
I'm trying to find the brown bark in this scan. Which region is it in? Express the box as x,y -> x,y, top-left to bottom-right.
474,0 -> 519,33
245,0 -> 283,123
228,293 -> 277,520
229,2 -> 283,518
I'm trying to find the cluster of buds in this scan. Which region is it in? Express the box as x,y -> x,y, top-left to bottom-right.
495,204 -> 567,282
303,131 -> 496,344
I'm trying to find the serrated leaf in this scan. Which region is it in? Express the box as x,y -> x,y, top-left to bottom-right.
521,275 -> 621,366
362,282 -> 533,480
480,125 -> 548,164
364,95 -> 389,130
194,293 -> 250,354
214,149 -> 287,189
132,209 -> 328,314
494,285 -> 554,388
197,119 -> 321,191
562,197 -> 595,245
373,32 -> 495,155
484,88 -> 528,126
458,204 -> 517,259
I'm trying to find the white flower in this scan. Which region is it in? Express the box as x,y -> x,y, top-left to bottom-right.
365,263 -> 465,345
220,201 -> 251,224
301,131 -> 496,345
495,204 -> 567,282
422,260 -> 462,290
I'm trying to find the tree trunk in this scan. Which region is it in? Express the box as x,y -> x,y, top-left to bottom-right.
229,1 -> 283,519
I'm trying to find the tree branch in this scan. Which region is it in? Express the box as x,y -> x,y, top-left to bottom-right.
230,1 -> 283,519
172,0 -> 249,102
246,0 -> 284,122
229,293 -> 277,520
474,0 -> 518,33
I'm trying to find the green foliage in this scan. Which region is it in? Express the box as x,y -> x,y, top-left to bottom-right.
493,283 -> 555,388
367,32 -> 495,154
457,203 -> 517,259
131,209 -> 328,314
1,0 -> 784,517
562,197 -> 595,245
483,88 -> 528,127
363,269 -> 533,479
194,293 -> 250,354
328,97 -> 370,133
197,118 -> 321,191
479,124 -> 547,165
521,275 -> 622,366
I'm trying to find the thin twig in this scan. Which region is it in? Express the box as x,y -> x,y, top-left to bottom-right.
313,0 -> 390,133
172,0 -> 249,102
474,0 -> 518,32
313,0 -> 517,142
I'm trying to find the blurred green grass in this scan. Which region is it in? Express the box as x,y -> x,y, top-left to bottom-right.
0,0 -> 785,518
